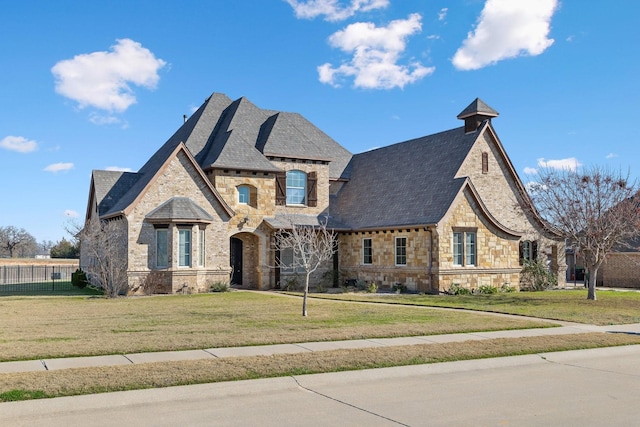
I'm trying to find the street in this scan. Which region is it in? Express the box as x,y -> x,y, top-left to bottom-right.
2,345 -> 640,426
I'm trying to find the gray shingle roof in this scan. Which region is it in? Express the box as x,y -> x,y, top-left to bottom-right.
457,98 -> 499,119
145,197 -> 214,222
333,126 -> 483,229
91,92 -> 354,220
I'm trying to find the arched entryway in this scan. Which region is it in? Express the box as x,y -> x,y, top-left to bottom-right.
230,237 -> 243,286
229,232 -> 262,288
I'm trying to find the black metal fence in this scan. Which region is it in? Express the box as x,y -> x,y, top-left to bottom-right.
0,265 -> 78,294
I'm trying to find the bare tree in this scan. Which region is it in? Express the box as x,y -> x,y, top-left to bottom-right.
273,216 -> 338,316
0,226 -> 36,258
528,166 -> 640,300
80,218 -> 129,297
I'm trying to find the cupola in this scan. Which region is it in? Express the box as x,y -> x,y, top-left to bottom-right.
457,98 -> 499,133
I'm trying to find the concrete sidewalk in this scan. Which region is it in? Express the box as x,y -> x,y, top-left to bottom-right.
2,322 -> 639,374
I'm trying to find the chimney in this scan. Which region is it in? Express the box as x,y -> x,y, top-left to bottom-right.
457,98 -> 499,133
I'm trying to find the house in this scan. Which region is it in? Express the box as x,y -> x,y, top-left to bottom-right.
82,92 -> 566,294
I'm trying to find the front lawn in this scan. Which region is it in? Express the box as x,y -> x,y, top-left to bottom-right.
0,291 -> 551,362
309,289 -> 640,325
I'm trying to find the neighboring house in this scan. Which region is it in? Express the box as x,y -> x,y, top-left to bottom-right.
596,236 -> 640,288
82,92 -> 566,294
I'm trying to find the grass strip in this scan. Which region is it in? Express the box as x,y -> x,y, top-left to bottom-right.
2,332 -> 639,402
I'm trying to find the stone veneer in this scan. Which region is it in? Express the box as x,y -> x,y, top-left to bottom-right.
126,151 -> 231,294
597,253 -> 640,288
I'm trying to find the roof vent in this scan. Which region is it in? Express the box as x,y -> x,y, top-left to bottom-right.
457,98 -> 499,133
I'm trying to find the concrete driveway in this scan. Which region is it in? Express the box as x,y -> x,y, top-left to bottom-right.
2,344 -> 639,426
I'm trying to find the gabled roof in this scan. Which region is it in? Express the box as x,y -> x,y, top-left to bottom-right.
145,197 -> 215,223
257,112 -> 353,179
99,143 -> 234,220
334,126 -> 481,230
91,170 -> 141,217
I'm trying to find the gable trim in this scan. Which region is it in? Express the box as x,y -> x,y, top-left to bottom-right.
103,142 -> 235,220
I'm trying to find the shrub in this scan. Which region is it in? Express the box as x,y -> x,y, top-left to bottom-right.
477,285 -> 498,294
284,276 -> 301,291
392,282 -> 408,294
366,282 -> 378,293
71,268 -> 88,289
447,283 -> 471,295
501,283 -> 516,293
209,280 -> 231,292
355,279 -> 368,291
520,259 -> 557,291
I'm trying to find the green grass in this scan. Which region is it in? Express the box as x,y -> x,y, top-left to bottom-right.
0,281 -> 102,296
0,291 -> 552,362
307,289 -> 640,325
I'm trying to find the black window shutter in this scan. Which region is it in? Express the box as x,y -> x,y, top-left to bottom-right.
307,171 -> 317,207
275,172 -> 286,206
532,241 -> 538,260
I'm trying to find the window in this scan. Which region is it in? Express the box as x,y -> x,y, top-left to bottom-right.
286,170 -> 306,205
238,186 -> 249,204
453,230 -> 476,266
198,229 -> 205,267
178,229 -> 191,267
519,240 -> 538,264
156,229 -> 168,268
363,238 -> 372,265
395,237 -> 407,266
481,152 -> 489,174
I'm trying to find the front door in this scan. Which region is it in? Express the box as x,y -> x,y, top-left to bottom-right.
230,237 -> 243,286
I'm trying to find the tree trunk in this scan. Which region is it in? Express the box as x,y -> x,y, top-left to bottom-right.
302,273 -> 310,317
587,266 -> 598,301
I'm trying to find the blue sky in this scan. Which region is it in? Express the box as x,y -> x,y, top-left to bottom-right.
1,0 -> 638,244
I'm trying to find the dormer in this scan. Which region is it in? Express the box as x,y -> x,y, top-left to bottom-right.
457,98 -> 499,133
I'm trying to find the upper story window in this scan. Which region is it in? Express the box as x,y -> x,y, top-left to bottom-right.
395,237 -> 407,266
482,152 -> 489,174
286,170 -> 306,205
275,170 -> 317,207
453,230 -> 476,266
362,238 -> 372,265
238,185 -> 249,204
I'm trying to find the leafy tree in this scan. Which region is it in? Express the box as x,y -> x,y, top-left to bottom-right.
0,226 -> 37,258
50,238 -> 80,258
273,215 -> 338,316
528,166 -> 640,300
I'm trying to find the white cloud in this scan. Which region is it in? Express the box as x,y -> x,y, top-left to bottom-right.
537,157 -> 582,171
64,210 -> 79,218
44,162 -> 74,173
605,153 -> 618,159
51,38 -> 166,112
286,0 -> 389,22
523,166 -> 538,175
452,0 -> 558,71
438,8 -> 448,21
318,13 -> 434,89
0,135 -> 37,153
105,166 -> 133,172
89,113 -> 122,126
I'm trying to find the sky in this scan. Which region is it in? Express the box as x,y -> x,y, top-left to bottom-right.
1,0 -> 638,244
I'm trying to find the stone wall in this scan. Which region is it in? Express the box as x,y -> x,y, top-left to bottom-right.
338,228 -> 434,292
126,151 -> 232,294
436,188 -> 521,291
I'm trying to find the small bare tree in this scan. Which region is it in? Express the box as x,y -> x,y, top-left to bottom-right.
273,216 -> 338,316
528,166 -> 640,300
80,217 -> 129,297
